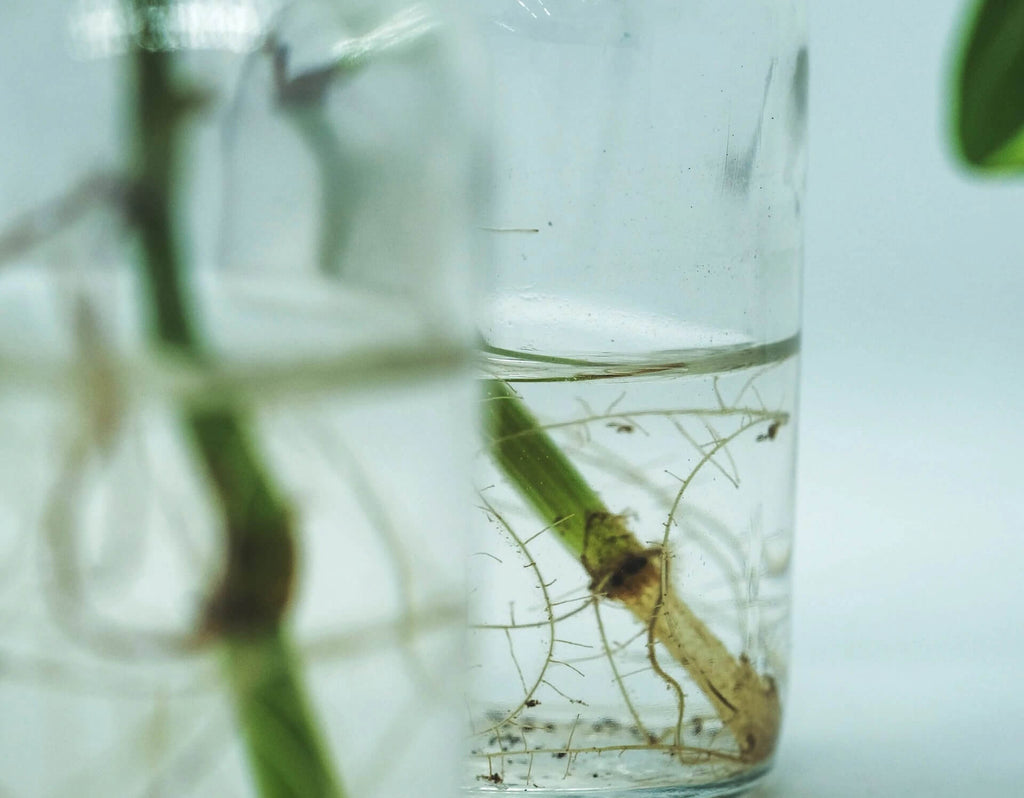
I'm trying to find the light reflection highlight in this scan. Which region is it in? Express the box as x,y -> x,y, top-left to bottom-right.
68,0 -> 273,58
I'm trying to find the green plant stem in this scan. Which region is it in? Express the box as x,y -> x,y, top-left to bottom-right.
224,632 -> 343,797
483,380 -> 633,571
483,379 -> 781,763
127,7 -> 343,796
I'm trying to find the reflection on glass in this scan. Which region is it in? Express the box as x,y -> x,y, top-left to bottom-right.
68,0 -> 273,57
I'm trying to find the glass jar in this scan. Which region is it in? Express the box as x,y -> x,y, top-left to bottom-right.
0,1 -> 478,796
465,1 -> 806,794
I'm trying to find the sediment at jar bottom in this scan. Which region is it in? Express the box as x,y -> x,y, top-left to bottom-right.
468,703 -> 773,791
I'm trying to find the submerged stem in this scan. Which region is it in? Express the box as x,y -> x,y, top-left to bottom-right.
483,379 -> 780,763
126,6 -> 343,795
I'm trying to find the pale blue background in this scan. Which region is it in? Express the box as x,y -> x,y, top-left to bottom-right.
756,1 -> 1024,795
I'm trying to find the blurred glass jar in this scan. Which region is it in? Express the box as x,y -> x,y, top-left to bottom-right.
0,1 -> 479,796
465,1 -> 805,794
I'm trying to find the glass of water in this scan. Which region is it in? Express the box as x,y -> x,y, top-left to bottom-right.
465,1 -> 806,794
0,1 -> 479,796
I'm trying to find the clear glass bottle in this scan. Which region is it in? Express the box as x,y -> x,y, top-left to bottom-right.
0,1 -> 478,796
465,1 -> 806,794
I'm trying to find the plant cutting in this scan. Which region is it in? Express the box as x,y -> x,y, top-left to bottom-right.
470,349 -> 798,791
126,7 -> 342,793
482,380 -> 785,764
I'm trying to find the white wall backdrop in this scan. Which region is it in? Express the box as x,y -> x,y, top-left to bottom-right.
761,1 -> 1024,794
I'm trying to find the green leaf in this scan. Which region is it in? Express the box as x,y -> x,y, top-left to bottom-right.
955,0 -> 1024,169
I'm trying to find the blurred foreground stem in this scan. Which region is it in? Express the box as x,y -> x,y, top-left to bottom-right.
483,379 -> 781,763
127,6 -> 343,796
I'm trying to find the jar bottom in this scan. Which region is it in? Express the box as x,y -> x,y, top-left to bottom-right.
465,761 -> 772,796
